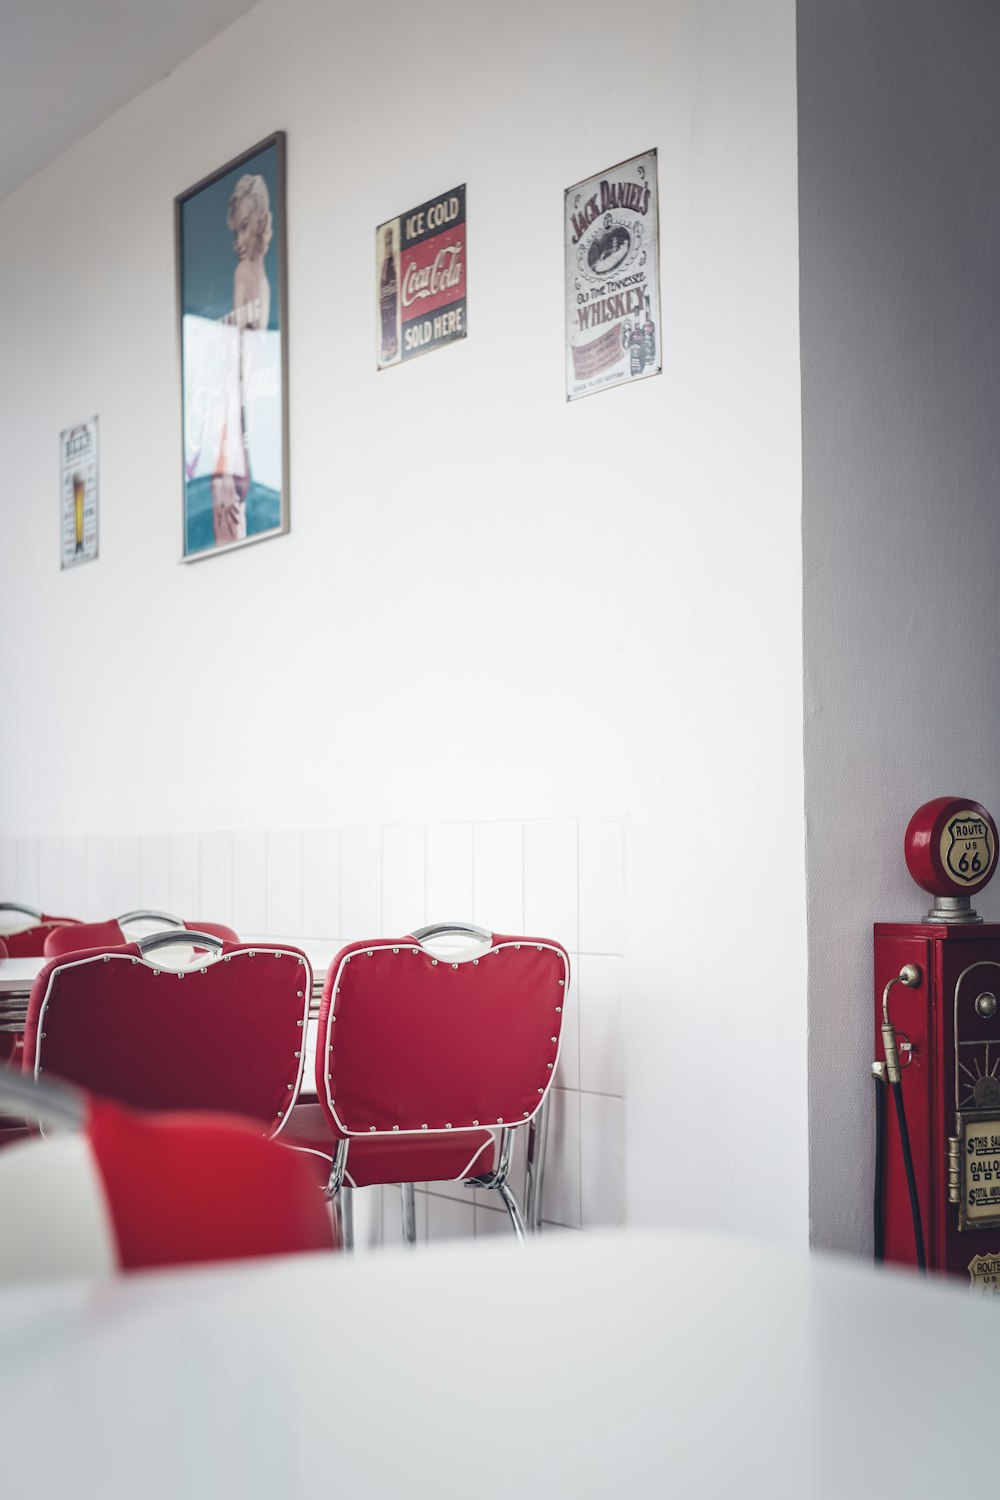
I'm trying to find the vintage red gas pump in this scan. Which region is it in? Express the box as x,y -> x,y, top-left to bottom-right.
874,797 -> 1000,1291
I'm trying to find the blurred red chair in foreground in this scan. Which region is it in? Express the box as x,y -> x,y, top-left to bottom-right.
0,1073 -> 336,1281
286,922 -> 570,1246
43,911 -> 239,959
0,903 -> 80,957
24,930 -> 313,1146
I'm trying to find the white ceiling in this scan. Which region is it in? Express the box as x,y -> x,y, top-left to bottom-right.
0,0 -> 261,202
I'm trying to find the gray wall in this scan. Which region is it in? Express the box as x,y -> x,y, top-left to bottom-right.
799,0 -> 1000,1254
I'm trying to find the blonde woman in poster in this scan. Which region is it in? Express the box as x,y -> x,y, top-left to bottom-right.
211,174 -> 273,545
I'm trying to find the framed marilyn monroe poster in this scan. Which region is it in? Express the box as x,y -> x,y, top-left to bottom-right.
175,133 -> 289,561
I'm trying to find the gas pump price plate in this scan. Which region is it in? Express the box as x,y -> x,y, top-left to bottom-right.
957,1113 -> 1000,1231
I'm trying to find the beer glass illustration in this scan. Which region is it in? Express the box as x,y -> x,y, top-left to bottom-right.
72,473 -> 85,553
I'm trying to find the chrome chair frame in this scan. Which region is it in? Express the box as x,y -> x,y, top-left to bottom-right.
0,1071 -> 86,1133
0,902 -> 44,923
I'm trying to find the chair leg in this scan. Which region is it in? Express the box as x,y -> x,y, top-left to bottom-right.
524,1095 -> 550,1235
340,1185 -> 355,1252
495,1181 -> 527,1247
329,1190 -> 345,1249
400,1181 -> 417,1247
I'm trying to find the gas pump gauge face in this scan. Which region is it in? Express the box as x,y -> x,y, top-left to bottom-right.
955,965 -> 1000,1111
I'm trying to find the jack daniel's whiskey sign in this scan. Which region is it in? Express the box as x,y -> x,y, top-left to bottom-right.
564,151 -> 661,401
376,185 -> 467,369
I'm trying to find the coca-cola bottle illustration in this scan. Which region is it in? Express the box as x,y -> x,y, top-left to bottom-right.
379,227 -> 399,363
642,293 -> 656,367
630,316 -> 644,376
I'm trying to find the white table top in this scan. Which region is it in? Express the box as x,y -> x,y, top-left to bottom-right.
0,957 -> 46,995
0,1228 -> 992,1498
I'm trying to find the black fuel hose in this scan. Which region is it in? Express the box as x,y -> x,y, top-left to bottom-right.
890,1078 -> 926,1271
873,1076 -> 885,1262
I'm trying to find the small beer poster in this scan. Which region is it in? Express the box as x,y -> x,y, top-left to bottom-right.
377,185 -> 466,368
60,417 -> 98,568
565,150 -> 661,401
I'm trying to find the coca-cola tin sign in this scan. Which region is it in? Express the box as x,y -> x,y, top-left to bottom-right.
377,185 -> 467,368
565,150 -> 661,401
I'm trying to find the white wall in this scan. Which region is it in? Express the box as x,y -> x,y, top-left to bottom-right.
0,0 -> 806,1244
799,0 -> 1000,1254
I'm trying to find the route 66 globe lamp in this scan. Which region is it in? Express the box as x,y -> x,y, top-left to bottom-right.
874,798 -> 1000,1288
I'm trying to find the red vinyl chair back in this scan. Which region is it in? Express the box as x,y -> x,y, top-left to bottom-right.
24,942 -> 312,1136
42,919 -> 237,959
3,915 -> 81,958
44,918 -> 126,958
0,939 -> 7,960
316,934 -> 568,1143
184,919 -> 239,944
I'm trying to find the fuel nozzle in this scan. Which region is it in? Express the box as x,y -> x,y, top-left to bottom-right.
881,963 -> 921,1084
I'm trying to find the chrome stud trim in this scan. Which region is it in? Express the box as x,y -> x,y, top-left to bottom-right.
473,1119 -> 479,1126
431,959 -> 438,966
153,969 -> 160,976
200,968 -> 207,975
497,1117 -> 503,1124
558,979 -> 565,986
370,1126 -> 376,1132
551,1036 -> 557,1042
393,1125 -> 399,1131
393,947 -> 399,953
294,1050 -> 301,1058
277,1110 -> 283,1117
296,990 -> 303,998
367,950 -> 373,957
536,946 -> 542,951
422,1123 -> 428,1129
249,950 -> 255,957
445,1123 -> 451,1129
103,955 -> 110,963
547,1063 -> 553,1069
473,958 -> 479,965
224,955 -> 231,962
538,1088 -> 544,1094
523,1112 -> 529,1118
555,1006 -> 561,1012
452,963 -> 458,970
296,1019 -> 304,1027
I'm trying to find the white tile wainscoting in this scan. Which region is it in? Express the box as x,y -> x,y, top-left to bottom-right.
0,816 -> 626,1246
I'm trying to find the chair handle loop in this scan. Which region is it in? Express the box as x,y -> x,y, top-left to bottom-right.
117,909 -> 183,928
411,921 -> 493,944
137,929 -> 224,955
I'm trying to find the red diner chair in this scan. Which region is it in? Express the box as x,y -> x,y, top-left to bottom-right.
285,922 -> 570,1245
115,910 -> 239,945
0,1073 -> 336,1281
23,930 -> 314,1153
44,917 -> 127,958
43,912 -> 240,960
0,903 -> 81,957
